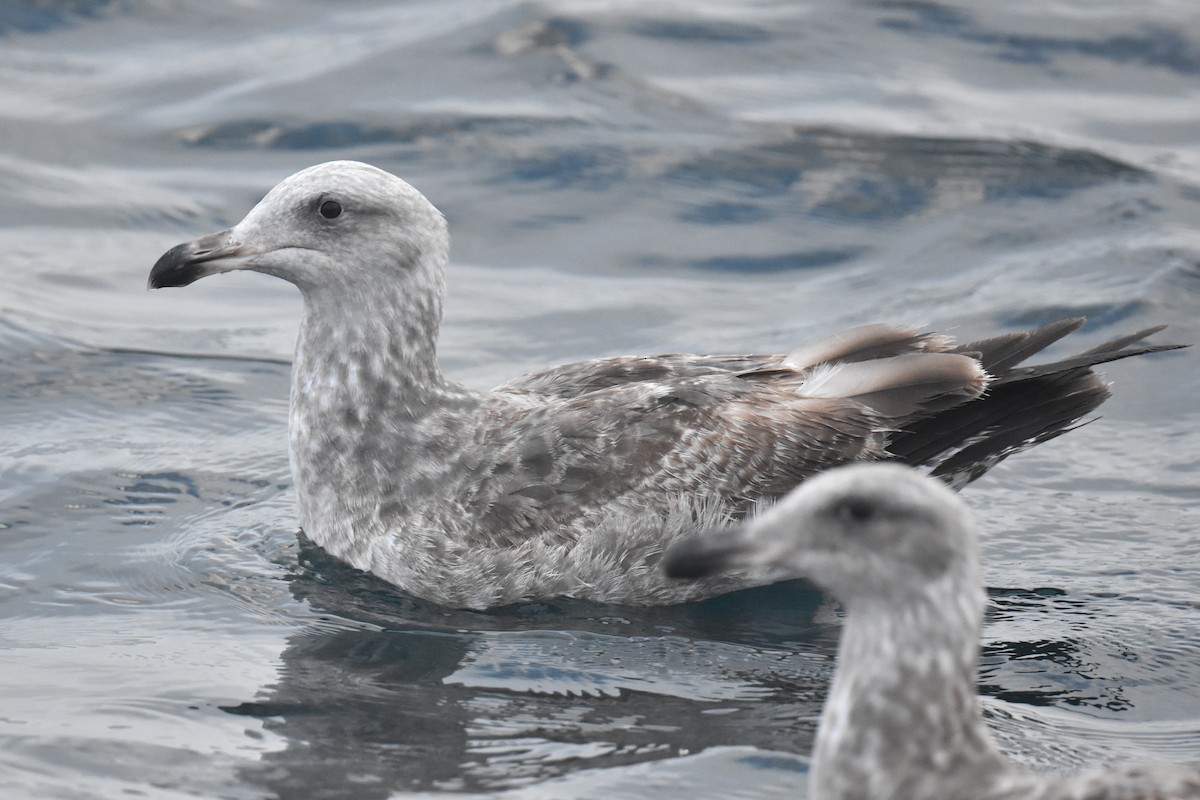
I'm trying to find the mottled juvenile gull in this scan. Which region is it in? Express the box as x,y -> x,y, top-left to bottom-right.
149,160 -> 1184,609
664,463 -> 1200,800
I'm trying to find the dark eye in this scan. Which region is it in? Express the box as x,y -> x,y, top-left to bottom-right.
836,498 -> 875,524
319,199 -> 343,219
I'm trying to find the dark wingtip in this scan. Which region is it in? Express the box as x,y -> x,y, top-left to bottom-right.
663,535 -> 738,580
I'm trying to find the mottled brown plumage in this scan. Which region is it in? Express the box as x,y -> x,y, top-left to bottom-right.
148,161 -> 1185,609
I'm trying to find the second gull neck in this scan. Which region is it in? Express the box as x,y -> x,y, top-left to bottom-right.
813,572 -> 1006,800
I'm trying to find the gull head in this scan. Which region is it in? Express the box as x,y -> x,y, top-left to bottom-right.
148,161 -> 449,297
664,463 -> 978,603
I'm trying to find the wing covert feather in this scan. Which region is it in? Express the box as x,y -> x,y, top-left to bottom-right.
459,378 -> 878,548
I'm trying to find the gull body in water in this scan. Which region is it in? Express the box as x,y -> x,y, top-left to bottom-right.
149,161 -> 1183,609
664,463 -> 1200,800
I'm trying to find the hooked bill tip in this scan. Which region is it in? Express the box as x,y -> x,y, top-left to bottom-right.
148,242 -> 209,289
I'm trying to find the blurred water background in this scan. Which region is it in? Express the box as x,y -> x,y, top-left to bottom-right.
1,1 -> 1199,798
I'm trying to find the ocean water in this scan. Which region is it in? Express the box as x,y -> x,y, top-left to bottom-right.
2,1 -> 1199,798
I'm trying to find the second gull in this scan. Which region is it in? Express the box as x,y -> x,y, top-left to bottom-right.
664,463 -> 1200,800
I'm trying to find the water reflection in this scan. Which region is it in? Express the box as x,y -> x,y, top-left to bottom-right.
227,544 -> 834,796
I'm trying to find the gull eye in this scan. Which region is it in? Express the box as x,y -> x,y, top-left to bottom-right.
836,497 -> 875,524
319,199 -> 343,219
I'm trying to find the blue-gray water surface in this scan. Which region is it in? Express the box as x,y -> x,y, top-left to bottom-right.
2,2 -> 1199,798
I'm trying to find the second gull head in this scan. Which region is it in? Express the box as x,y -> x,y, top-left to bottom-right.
665,462 -> 977,603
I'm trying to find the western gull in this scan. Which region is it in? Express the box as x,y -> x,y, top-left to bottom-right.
148,160 -> 1184,609
663,463 -> 1200,800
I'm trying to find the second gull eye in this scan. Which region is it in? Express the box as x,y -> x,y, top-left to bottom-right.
837,497 -> 876,524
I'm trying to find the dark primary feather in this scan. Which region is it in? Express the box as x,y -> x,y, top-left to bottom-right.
891,322 -> 1187,487
950,316 -> 1085,373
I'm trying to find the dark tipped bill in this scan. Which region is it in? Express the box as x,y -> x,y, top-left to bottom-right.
148,229 -> 257,289
663,529 -> 756,580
